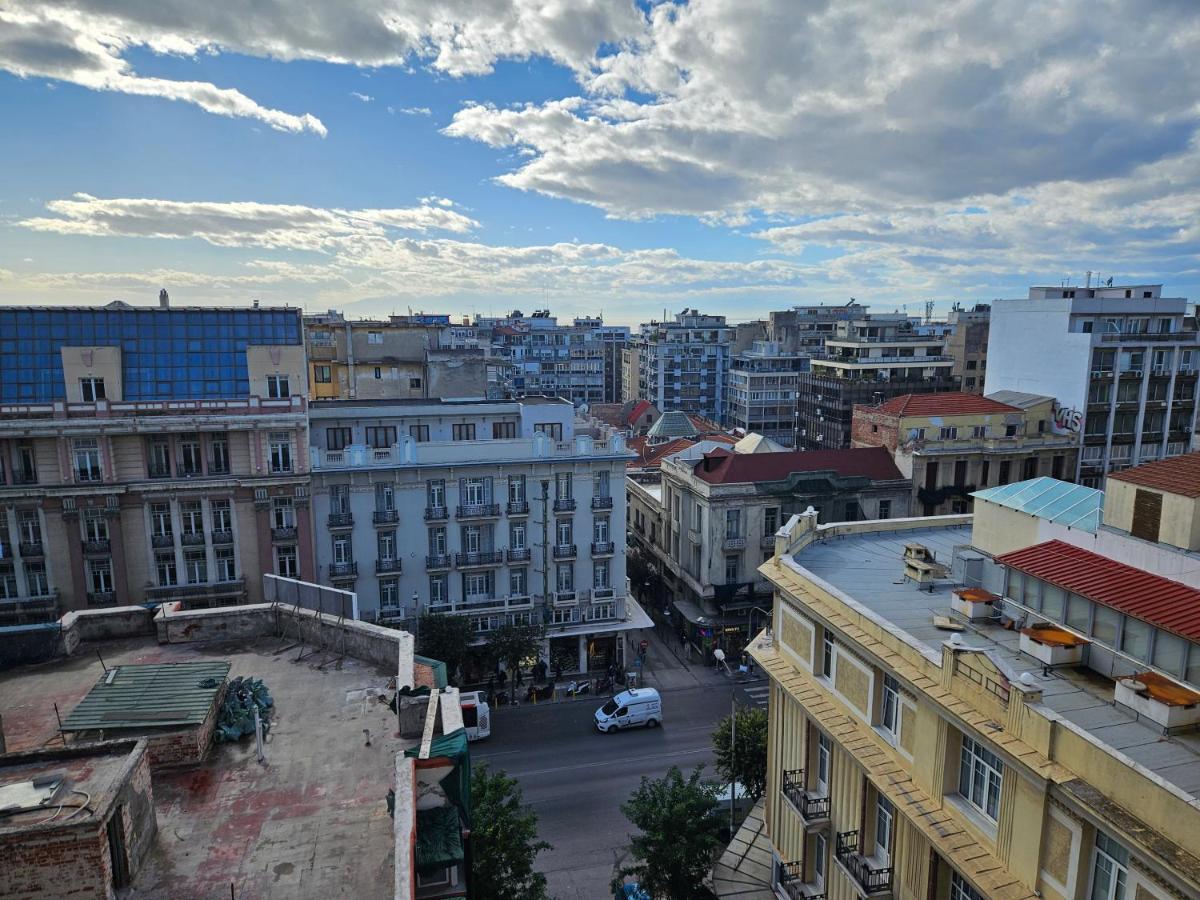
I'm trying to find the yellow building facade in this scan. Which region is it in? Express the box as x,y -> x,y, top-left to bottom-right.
752,513 -> 1200,900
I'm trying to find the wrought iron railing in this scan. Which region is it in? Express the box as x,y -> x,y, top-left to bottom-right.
456,503 -> 501,518
425,554 -> 452,570
835,831 -> 892,895
507,500 -> 529,515
782,769 -> 830,822
375,558 -> 403,574
424,506 -> 448,521
329,561 -> 358,578
455,551 -> 504,567
552,544 -> 577,559
327,512 -> 354,528
373,509 -> 399,525
553,498 -> 577,512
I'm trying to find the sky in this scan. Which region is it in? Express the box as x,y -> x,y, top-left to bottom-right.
1,1 -> 1199,326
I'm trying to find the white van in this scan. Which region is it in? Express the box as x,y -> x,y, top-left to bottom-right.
459,691 -> 491,741
595,688 -> 662,733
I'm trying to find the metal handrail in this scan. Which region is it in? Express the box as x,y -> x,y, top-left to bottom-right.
835,831 -> 892,895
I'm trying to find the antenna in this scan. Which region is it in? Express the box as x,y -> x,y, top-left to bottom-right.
924,300 -> 934,323
1086,270 -> 1092,288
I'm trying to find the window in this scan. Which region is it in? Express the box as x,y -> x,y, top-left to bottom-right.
26,561 -> 48,596
1091,603 -> 1119,646
508,475 -> 526,503
88,558 -> 114,595
998,460 -> 1011,484
427,479 -> 446,510
556,562 -> 574,592
275,545 -> 299,578
822,631 -> 834,678
464,571 -> 494,599
178,434 -> 202,475
594,516 -> 610,543
1121,616 -> 1151,661
17,509 -> 41,544
184,549 -> 207,585
940,426 -> 958,440
156,552 -> 177,586
365,426 -> 397,449
266,375 -> 290,398
428,527 -> 447,555
215,548 -> 236,582
959,736 -> 1003,821
380,579 -> 399,611
594,470 -> 610,499
950,872 -> 984,900
330,484 -> 350,515
725,509 -> 741,539
374,367 -> 382,380
462,476 -> 490,506
378,531 -> 396,562
877,499 -> 891,520
181,501 -> 204,535
375,483 -> 395,512
1004,424 -> 1018,437
972,425 -> 986,439
874,795 -> 894,864
368,331 -> 383,344
764,507 -> 779,535
82,509 -> 108,542
314,365 -> 332,383
73,438 -> 102,482
150,503 -> 173,538
510,568 -> 527,597
0,565 -> 16,600
1089,832 -> 1128,900
269,433 -> 292,473
461,524 -> 483,554
556,518 -> 573,546
880,674 -> 901,740
147,437 -> 171,477
410,377 -> 422,390
724,555 -> 739,584
272,498 -> 295,529
410,424 -> 429,442
594,560 -> 610,589
816,733 -> 831,793
327,427 -> 352,451
452,423 -> 476,441
556,472 -> 573,500
79,377 -> 106,402
332,536 -> 353,565
510,522 -> 526,550
429,575 -> 447,605
535,422 -> 563,441
209,436 -> 229,474
813,832 -> 827,887
492,421 -> 517,439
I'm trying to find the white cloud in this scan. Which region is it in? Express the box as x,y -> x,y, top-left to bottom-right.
390,106 -> 431,116
350,91 -> 373,103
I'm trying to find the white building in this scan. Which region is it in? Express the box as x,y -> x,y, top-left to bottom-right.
308,396 -> 649,673
985,283 -> 1198,485
631,309 -> 734,420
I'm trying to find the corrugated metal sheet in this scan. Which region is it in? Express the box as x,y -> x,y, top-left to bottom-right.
61,661 -> 230,733
997,540 -> 1200,641
972,477 -> 1102,533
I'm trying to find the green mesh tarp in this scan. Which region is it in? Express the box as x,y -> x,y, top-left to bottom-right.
405,727 -> 471,826
415,805 -> 464,874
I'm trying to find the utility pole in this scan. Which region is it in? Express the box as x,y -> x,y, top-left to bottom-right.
729,687 -> 737,838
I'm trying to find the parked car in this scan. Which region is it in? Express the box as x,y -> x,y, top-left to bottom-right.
595,688 -> 662,733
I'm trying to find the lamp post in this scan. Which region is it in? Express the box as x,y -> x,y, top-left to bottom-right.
748,605 -> 773,643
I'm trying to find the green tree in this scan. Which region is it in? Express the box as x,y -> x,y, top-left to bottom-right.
615,765 -> 723,900
416,612 -> 475,684
484,621 -> 546,678
712,706 -> 769,802
471,764 -> 551,900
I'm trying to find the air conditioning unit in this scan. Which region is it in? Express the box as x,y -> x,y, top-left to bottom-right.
1125,369 -> 1143,378
1090,370 -> 1111,378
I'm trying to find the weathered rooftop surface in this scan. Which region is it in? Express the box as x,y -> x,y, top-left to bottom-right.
60,660 -> 231,733
793,525 -> 1200,798
0,635 -> 412,899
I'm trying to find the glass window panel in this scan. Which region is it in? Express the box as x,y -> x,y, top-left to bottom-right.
1092,604 -> 1120,645
1042,583 -> 1066,619
1152,631 -> 1186,675
1121,617 -> 1151,661
1066,594 -> 1091,632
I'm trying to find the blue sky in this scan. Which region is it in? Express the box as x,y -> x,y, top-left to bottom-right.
1,1 -> 1198,325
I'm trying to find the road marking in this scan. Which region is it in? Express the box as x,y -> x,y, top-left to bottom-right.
491,746 -> 712,778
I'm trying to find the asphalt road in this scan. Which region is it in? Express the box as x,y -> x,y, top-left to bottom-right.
472,683 -> 732,900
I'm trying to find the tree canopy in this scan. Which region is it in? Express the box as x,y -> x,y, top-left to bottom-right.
471,764 -> 551,900
483,621 -> 546,674
712,706 -> 769,802
416,611 -> 475,684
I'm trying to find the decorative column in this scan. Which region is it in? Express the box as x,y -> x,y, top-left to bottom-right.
60,500 -> 87,610
254,489 -> 273,591
295,494 -> 315,582
105,500 -> 130,605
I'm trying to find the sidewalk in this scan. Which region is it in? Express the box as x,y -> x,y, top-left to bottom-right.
637,624 -> 731,692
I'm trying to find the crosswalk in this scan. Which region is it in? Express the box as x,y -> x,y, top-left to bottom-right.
738,681 -> 770,711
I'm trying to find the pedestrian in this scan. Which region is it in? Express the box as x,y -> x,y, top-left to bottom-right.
513,666 -> 524,687
496,668 -> 507,689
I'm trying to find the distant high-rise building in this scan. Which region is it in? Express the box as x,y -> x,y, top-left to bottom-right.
946,303 -> 991,393
631,309 -> 734,420
767,301 -> 869,354
724,340 -> 811,446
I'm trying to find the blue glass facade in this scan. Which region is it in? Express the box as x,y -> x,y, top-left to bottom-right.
0,307 -> 302,402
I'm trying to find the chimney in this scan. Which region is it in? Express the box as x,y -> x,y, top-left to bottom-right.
158,288 -> 169,309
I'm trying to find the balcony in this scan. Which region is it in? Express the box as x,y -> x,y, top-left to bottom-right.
835,831 -> 892,896
723,536 -> 746,550
591,496 -> 613,510
148,463 -> 172,479
553,498 -> 577,512
211,530 -> 234,545
376,558 -> 403,574
151,533 -> 174,549
781,769 -> 830,827
373,509 -> 399,525
457,503 -> 501,519
271,526 -> 298,542
176,464 -> 204,478
591,541 -> 615,556
327,512 -> 354,529
761,535 -> 776,549
145,578 -> 247,603
507,547 -> 531,563
208,460 -> 230,476
75,467 -> 103,483
424,506 -> 449,521
425,554 -> 453,570
181,532 -> 207,546
777,862 -> 822,900
12,469 -> 37,485
19,541 -> 44,558
455,550 -> 504,568
1100,331 -> 1198,343
87,591 -> 117,606
553,590 -> 578,606
329,562 -> 358,580
507,500 -> 530,516
553,543 -> 577,560
83,538 -> 111,555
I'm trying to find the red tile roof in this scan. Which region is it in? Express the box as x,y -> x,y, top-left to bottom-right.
625,399 -> 654,426
626,435 -> 737,469
868,392 -> 1021,418
692,447 -> 904,485
1108,452 -> 1200,498
996,540 -> 1200,641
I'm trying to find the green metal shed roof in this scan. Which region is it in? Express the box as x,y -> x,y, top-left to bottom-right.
60,661 -> 231,733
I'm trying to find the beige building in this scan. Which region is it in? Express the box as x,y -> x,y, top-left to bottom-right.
946,304 -> 991,393
748,453 -> 1200,900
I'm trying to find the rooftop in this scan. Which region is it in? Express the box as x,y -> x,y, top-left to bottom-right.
692,446 -> 903,485
870,391 -> 1021,417
972,478 -> 1103,533
1108,451 -> 1200,498
792,525 -> 1200,798
60,660 -> 231,733
985,390 -> 1055,410
0,635 -> 413,898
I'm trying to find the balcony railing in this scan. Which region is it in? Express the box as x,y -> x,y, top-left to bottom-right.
553,543 -> 577,559
12,470 -> 37,485
1100,331 -> 1198,343
208,459 -> 230,475
507,547 -> 531,563
211,530 -> 234,545
507,500 -> 529,515
145,578 -> 247,601
835,831 -> 892,896
176,464 -> 204,478
181,532 -> 207,545
327,512 -> 354,528
373,509 -> 399,525
781,769 -> 830,825
151,533 -> 174,548
553,498 -> 577,512
424,506 -> 449,521
761,535 -> 776,549
425,553 -> 453,570
148,463 -> 172,479
87,591 -> 117,606
723,536 -> 746,550
455,550 -> 504,567
83,538 -> 111,555
591,541 -> 615,556
591,496 -> 613,510
329,562 -> 358,579
19,541 -> 44,558
553,591 -> 578,606
456,503 -> 500,519
376,558 -> 403,574
777,862 -> 819,900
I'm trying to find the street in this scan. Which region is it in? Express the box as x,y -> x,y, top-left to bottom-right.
471,682 -> 729,900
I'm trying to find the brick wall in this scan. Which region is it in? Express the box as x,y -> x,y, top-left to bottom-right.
849,406 -> 899,450
0,827 -> 111,900
143,687 -> 223,768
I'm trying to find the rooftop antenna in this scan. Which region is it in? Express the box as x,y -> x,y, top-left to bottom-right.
924,300 -> 934,323
1086,270 -> 1092,288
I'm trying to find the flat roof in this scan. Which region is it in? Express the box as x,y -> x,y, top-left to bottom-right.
793,525 -> 1200,798
0,742 -> 139,834
60,661 -> 230,733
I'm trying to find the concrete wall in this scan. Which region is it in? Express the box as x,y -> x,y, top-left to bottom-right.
1103,478 -> 1200,552
985,298 -> 1092,415
247,345 -> 308,398
60,346 -> 123,402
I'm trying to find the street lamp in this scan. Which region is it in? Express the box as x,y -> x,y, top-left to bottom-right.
748,605 -> 773,644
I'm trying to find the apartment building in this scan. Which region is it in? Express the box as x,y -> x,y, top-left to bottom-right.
479,310 -> 630,405
628,445 -> 909,659
0,301 -> 311,624
986,283 -> 1199,486
630,309 -> 735,420
751,454 -> 1200,900
945,304 -> 991,393
304,310 -> 489,401
797,314 -> 959,450
767,301 -> 869,354
851,392 -> 1078,515
307,397 -> 648,673
725,340 -> 811,446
